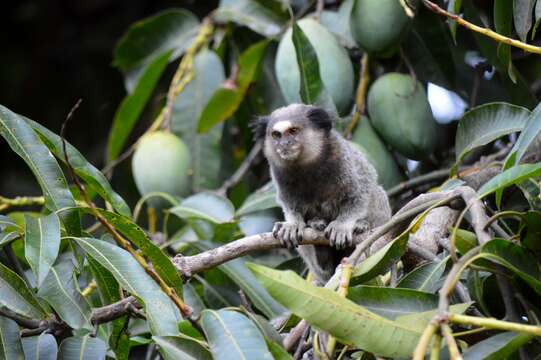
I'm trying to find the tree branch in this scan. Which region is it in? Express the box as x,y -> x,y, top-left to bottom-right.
173,192 -> 457,278
422,0 -> 541,54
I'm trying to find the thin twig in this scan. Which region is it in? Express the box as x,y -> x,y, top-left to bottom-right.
345,53 -> 370,138
314,0 -> 325,21
413,319 -> 438,360
326,259 -> 353,357
216,141 -> 263,197
386,169 -> 451,197
449,313 -> 541,336
0,195 -> 46,213
441,324 -> 463,359
422,0 -> 541,54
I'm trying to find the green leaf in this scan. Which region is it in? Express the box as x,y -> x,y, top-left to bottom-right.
494,0 -> 517,83
170,192 -> 235,224
238,210 -> 276,236
453,229 -> 478,254
394,302 -> 471,332
518,178 -> 541,211
24,213 -> 61,287
0,317 -> 24,360
447,0 -> 463,43
267,341 -> 293,360
521,211 -> 541,257
347,286 -> 438,320
192,241 -> 287,319
197,40 -> 269,133
183,283 -> 206,318
291,21 -> 322,104
153,335 -> 212,360
463,332 -> 534,360
477,238 -> 541,296
87,257 -> 129,356
397,257 -> 448,293
107,50 -> 172,162
533,0 -> 541,37
0,215 -> 20,231
236,182 -> 278,217
214,0 -> 288,37
172,50 -> 226,190
72,237 -> 181,335
478,163 -> 541,198
0,232 -> 21,248
37,261 -> 92,331
453,102 -> 530,172
79,207 -> 183,295
505,101 -> 541,168
58,335 -> 107,360
248,263 -> 422,358
0,105 -> 80,235
113,9 -> 199,89
21,334 -> 58,360
350,236 -> 407,285
0,261 -> 47,319
200,309 -> 274,360
513,0 -> 535,42
26,119 -> 131,217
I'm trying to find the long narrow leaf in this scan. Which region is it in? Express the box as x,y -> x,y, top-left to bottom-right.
248,263 -> 422,358
58,335 -> 107,360
79,207 -> 183,295
73,237 -> 181,335
27,119 -> 131,217
21,334 -> 58,360
24,213 -> 61,287
200,309 -> 273,360
0,261 -> 47,319
0,105 -> 80,235
0,317 -> 24,360
37,261 -> 92,331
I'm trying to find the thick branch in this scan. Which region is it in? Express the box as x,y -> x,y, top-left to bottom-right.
173,192 -> 457,278
1,296 -> 139,335
91,296 -> 140,324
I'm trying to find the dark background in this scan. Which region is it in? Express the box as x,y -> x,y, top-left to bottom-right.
1,0 -> 217,199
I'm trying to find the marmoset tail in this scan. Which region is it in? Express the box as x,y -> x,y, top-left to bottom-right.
252,104 -> 391,283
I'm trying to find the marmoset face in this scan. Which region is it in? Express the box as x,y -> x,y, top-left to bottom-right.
256,104 -> 331,167
269,119 -> 303,161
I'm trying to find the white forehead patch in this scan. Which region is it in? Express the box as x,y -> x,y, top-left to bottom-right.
272,121 -> 292,133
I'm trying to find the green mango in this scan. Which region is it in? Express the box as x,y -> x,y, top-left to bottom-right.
351,116 -> 403,189
132,131 -> 191,198
275,18 -> 354,115
350,0 -> 412,56
367,73 -> 437,160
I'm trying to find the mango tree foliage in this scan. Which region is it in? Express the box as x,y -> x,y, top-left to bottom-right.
1,0 -> 541,359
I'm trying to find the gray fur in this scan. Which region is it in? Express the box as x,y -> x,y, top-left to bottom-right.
259,104 -> 391,283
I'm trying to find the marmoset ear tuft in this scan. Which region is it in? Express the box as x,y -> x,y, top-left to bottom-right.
306,107 -> 333,131
249,116 -> 269,140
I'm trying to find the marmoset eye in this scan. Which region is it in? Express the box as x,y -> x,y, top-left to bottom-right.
271,131 -> 281,139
